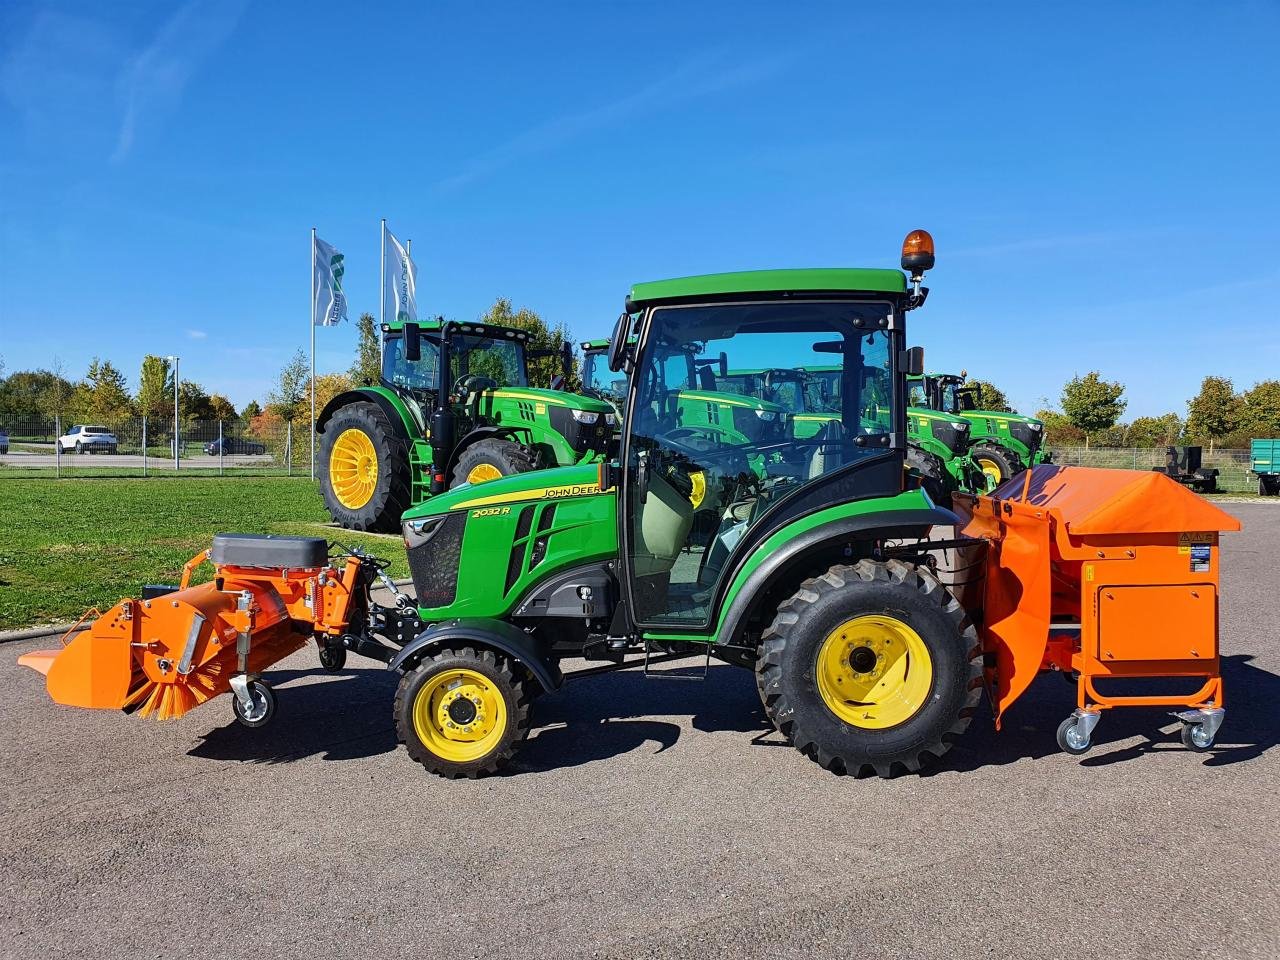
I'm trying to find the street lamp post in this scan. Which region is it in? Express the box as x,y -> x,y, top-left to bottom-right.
168,355 -> 180,471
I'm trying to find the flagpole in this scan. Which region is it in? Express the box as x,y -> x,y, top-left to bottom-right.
379,218 -> 387,365
310,226 -> 317,480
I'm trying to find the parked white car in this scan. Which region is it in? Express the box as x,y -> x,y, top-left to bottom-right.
58,425 -> 119,454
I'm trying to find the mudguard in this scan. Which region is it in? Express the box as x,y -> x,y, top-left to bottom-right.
387,617 -> 563,692
317,388 -> 420,439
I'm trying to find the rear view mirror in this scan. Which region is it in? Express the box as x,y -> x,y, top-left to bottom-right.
404,322 -> 422,362
718,351 -> 728,378
902,346 -> 924,376
607,312 -> 632,373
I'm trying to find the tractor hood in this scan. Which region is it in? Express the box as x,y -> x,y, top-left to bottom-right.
485,387 -> 614,415
675,389 -> 787,414
961,410 -> 1044,428
404,462 -> 606,520
910,406 -> 970,427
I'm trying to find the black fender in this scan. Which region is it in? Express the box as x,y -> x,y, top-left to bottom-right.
317,389 -> 418,439
715,505 -> 962,648
387,617 -> 563,692
443,425 -> 531,479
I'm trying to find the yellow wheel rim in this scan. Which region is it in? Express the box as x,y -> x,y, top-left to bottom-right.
976,457 -> 1003,484
466,463 -> 503,484
815,615 -> 934,729
411,667 -> 508,763
330,428 -> 379,509
688,470 -> 706,509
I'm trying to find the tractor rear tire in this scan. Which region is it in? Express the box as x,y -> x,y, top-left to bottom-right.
1260,476 -> 1279,497
756,559 -> 982,777
395,646 -> 533,779
320,402 -> 413,533
971,444 -> 1020,486
450,437 -> 537,488
906,444 -> 950,505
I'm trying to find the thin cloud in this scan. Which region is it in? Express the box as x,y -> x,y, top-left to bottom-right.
186,329 -> 208,340
113,0 -> 247,162
435,50 -> 798,192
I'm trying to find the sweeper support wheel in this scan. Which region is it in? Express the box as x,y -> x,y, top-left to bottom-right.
230,677 -> 276,728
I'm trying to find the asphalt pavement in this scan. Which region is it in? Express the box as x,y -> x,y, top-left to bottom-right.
1,504 -> 1276,959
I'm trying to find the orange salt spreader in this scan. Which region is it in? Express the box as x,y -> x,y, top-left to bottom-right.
17,534 -> 409,727
957,464 -> 1241,754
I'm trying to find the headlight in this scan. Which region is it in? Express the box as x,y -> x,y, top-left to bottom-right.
755,410 -> 779,421
571,409 -> 600,424
604,413 -> 616,427
402,515 -> 448,550
1028,422 -> 1043,432
956,421 -> 969,432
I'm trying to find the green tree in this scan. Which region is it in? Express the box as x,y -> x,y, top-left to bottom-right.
266,349 -> 310,421
1035,408 -> 1086,447
208,394 -> 238,422
241,399 -> 262,420
137,355 -> 173,420
1126,413 -> 1183,448
179,380 -> 215,422
70,358 -> 134,423
1185,376 -> 1241,453
477,298 -> 576,389
0,368 -> 78,424
967,379 -> 1011,412
1238,379 -> 1280,439
349,312 -> 381,385
1060,371 -> 1126,448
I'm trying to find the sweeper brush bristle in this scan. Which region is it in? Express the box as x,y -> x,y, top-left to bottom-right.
124,658 -> 226,720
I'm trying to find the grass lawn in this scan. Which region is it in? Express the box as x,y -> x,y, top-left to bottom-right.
0,478 -> 407,631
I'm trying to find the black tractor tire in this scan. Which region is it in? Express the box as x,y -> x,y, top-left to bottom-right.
756,559 -> 982,777
1260,475 -> 1279,497
970,444 -> 1021,486
395,646 -> 533,779
450,437 -> 537,488
905,444 -> 950,505
319,401 -> 413,533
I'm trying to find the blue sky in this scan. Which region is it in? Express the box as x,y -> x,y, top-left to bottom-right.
1,0 -> 1277,417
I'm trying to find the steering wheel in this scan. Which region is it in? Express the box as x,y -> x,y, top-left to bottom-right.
451,374 -> 498,399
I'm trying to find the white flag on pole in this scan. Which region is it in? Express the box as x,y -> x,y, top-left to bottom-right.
383,228 -> 418,324
313,236 -> 348,326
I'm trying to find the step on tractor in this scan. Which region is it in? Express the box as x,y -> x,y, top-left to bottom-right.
909,371 -> 1050,484
318,318 -> 616,531
22,231 -> 1241,780
717,365 -> 988,501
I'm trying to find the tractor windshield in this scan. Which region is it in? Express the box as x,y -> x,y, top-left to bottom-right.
940,380 -> 977,413
452,335 -> 529,388
582,349 -> 626,404
382,334 -> 442,393
625,299 -> 896,626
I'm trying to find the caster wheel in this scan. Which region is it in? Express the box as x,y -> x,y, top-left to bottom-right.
319,643 -> 347,672
232,680 -> 276,728
1180,722 -> 1214,752
1056,716 -> 1092,755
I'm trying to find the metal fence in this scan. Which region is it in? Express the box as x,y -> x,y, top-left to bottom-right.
1047,446 -> 1256,492
0,414 -> 314,478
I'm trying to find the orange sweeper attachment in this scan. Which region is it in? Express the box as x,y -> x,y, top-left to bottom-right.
957,464 -> 1241,754
17,535 -> 415,727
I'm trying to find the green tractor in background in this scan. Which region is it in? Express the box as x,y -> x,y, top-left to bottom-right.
317,317 -> 615,532
908,372 -> 1049,485
379,232 -> 989,780
718,366 -> 987,501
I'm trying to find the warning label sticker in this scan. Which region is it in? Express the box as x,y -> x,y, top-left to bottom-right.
1190,544 -> 1212,573
1178,531 -> 1219,546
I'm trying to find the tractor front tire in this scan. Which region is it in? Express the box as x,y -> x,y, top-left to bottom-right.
756,559 -> 982,777
450,437 -> 537,488
906,444 -> 950,504
971,444 -> 1020,487
320,402 -> 412,533
395,647 -> 533,779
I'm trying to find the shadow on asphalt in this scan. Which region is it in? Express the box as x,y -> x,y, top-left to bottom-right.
185,655 -> 1276,774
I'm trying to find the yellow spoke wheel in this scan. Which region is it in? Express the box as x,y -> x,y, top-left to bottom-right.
976,457 -> 1003,484
329,428 -> 379,509
815,615 -> 934,730
688,470 -> 706,509
466,462 -> 503,484
411,668 -> 509,763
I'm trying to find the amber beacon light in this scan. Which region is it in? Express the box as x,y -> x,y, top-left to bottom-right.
900,229 -> 935,276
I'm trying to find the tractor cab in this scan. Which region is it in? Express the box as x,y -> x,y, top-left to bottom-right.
580,338 -> 628,412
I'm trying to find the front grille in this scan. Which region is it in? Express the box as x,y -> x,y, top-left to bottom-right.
407,512 -> 466,609
1009,421 -> 1041,455
931,421 -> 968,456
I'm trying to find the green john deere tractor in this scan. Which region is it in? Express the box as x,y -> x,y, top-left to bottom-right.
317,317 -> 615,532
368,230 -> 985,780
908,372 -> 1049,485
717,366 -> 986,500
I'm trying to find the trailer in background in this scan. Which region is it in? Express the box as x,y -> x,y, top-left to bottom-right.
1252,439 -> 1280,496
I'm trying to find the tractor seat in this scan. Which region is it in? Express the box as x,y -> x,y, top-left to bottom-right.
211,534 -> 328,570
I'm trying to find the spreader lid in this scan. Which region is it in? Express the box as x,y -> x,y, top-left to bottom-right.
992,465 -> 1242,536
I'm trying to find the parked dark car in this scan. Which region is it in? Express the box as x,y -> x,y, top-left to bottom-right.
205,437 -> 267,456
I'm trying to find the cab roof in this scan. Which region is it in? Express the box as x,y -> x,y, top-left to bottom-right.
628,268 -> 907,307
